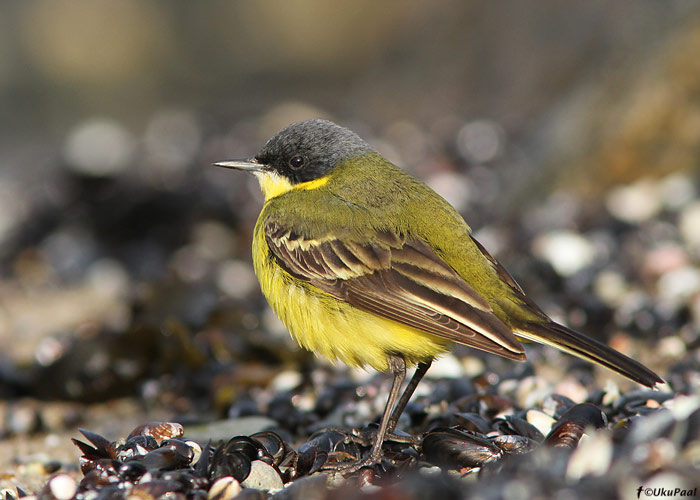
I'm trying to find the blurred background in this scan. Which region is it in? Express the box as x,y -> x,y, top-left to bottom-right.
1,0 -> 700,490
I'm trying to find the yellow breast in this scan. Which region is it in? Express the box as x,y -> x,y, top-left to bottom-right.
251,217 -> 449,372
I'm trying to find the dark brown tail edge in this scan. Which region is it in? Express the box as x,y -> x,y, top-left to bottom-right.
516,321 -> 663,388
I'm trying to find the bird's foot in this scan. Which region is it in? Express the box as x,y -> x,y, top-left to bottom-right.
327,452 -> 383,477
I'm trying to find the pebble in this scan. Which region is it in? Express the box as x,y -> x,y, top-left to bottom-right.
656,266 -> 700,309
455,119 -> 504,163
270,370 -> 303,393
216,260 -> 260,300
63,118 -> 135,177
678,201 -> 700,250
531,230 -> 595,277
43,474 -> 77,500
425,354 -> 463,379
606,179 -> 663,223
240,461 -> 284,491
593,270 -> 629,306
208,476 -> 242,500
525,409 -> 556,436
565,431 -> 613,480
660,173 -> 696,210
425,171 -> 472,213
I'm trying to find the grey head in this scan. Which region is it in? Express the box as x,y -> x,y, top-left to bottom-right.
253,119 -> 373,184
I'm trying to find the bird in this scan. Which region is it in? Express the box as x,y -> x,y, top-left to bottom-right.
215,118 -> 662,471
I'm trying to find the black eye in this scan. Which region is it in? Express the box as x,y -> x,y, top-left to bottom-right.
289,155 -> 305,169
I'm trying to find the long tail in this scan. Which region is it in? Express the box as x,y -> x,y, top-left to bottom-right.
514,321 -> 663,388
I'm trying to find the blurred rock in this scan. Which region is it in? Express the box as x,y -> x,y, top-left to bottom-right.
63,118 -> 135,177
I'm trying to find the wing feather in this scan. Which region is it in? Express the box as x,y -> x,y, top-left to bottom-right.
264,219 -> 525,360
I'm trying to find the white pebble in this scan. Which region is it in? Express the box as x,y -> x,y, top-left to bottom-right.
271,369 -> 303,393
593,270 -> 628,307
241,460 -> 284,491
660,173 -> 696,210
48,474 -> 78,500
566,430 -> 613,480
606,179 -> 663,223
679,201 -> 700,251
216,260 -> 259,299
532,230 -> 595,277
657,266 -> 700,307
208,476 -> 241,500
426,353 -> 463,379
456,120 -> 504,163
64,118 -> 134,176
525,409 -> 556,436
425,171 -> 472,213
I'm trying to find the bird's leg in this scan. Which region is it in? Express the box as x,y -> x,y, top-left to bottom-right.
337,354 -> 406,474
367,354 -> 406,462
386,360 -> 431,435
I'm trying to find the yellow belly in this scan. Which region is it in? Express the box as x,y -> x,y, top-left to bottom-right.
252,224 -> 449,372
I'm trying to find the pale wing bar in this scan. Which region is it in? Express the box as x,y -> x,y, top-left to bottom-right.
265,221 -> 525,360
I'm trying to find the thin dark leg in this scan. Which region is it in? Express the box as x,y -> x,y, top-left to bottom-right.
367,354 -> 407,462
386,360 -> 431,434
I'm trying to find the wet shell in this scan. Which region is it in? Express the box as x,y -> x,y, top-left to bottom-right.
128,421 -> 184,445
492,435 -> 539,455
545,403 -> 607,448
422,428 -> 503,470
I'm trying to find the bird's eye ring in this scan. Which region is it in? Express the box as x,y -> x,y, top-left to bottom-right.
289,156 -> 305,169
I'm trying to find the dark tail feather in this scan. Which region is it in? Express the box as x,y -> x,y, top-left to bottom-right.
514,321 -> 663,388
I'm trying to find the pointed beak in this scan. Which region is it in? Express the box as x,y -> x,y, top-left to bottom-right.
213,157 -> 264,172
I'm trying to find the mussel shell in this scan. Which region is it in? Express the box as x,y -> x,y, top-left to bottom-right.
117,434 -> 159,459
492,435 -> 539,455
130,478 -> 184,497
118,460 -> 147,481
494,415 -> 545,442
73,429 -> 117,459
422,428 -> 503,469
210,441 -> 253,482
453,412 -> 492,434
220,436 -> 260,461
545,403 -> 607,448
250,431 -> 287,465
127,421 -> 184,445
133,446 -> 192,470
295,428 -> 353,475
541,394 -> 577,419
161,438 -> 196,463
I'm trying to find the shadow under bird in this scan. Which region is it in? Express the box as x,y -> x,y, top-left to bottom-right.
215,119 -> 662,472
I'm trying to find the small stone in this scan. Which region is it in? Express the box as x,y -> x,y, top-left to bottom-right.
216,260 -> 258,299
46,474 -> 77,500
660,173 -> 696,210
593,270 -> 629,306
240,460 -> 284,491
270,370 -> 303,393
565,431 -> 613,480
532,231 -> 595,277
606,179 -> 663,224
679,201 -> 700,251
456,119 -> 504,163
63,118 -> 134,176
553,378 -> 588,404
208,476 -> 241,500
525,409 -> 556,436
426,354 -> 463,379
658,266 -> 700,305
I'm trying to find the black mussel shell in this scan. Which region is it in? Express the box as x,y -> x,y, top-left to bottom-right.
545,403 -> 607,448
422,428 -> 503,470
